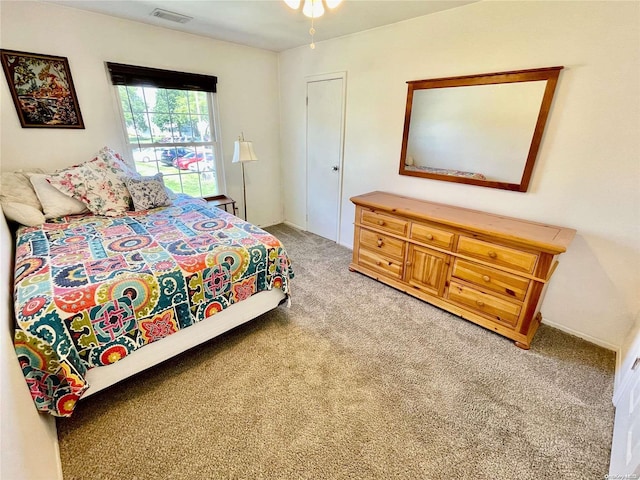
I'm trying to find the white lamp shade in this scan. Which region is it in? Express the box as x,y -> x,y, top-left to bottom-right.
232,140 -> 258,163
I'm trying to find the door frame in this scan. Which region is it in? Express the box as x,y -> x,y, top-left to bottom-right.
305,71 -> 347,243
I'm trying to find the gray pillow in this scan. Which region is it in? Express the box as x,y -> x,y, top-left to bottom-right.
125,173 -> 173,211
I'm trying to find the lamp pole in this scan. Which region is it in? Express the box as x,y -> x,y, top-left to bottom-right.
232,132 -> 257,222
241,161 -> 248,221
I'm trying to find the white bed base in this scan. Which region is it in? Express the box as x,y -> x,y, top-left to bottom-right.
83,288 -> 286,398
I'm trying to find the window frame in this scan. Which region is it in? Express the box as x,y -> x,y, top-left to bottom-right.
107,63 -> 226,198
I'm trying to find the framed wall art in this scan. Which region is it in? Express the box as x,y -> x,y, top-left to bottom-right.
0,49 -> 84,128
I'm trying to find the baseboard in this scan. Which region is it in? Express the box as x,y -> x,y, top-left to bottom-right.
283,220 -> 305,231
339,240 -> 352,249
54,436 -> 64,480
542,318 -> 619,403
541,317 -> 618,352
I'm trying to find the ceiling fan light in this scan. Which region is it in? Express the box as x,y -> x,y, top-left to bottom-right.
302,0 -> 324,18
325,0 -> 343,9
284,0 -> 301,9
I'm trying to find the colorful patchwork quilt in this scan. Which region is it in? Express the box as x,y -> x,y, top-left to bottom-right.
13,195 -> 294,416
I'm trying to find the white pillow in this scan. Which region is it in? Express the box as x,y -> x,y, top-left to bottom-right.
0,169 -> 46,226
1,202 -> 45,227
30,173 -> 89,219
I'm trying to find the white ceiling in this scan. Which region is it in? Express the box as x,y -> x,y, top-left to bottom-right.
48,0 -> 477,52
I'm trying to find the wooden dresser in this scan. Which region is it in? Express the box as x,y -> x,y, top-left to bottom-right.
349,191 -> 576,349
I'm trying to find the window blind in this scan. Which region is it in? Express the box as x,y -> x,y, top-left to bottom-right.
106,62 -> 217,93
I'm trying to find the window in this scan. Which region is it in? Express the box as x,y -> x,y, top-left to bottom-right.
107,63 -> 223,198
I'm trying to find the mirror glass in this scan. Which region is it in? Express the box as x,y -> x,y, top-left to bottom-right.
399,67 -> 563,191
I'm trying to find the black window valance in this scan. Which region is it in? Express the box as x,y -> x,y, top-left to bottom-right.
106,62 -> 217,93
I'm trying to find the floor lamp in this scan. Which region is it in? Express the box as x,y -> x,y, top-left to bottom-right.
232,133 -> 258,221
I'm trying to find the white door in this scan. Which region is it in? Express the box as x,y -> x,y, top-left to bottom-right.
306,74 -> 345,242
610,324 -> 640,476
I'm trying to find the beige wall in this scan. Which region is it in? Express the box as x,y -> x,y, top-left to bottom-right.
0,1 -> 282,227
279,1 -> 640,349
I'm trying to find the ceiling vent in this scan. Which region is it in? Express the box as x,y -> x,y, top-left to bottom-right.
150,8 -> 193,24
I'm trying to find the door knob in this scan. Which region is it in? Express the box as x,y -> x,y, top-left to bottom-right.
331,165 -> 339,171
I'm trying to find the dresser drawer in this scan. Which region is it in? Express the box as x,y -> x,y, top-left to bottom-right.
359,229 -> 405,259
448,281 -> 521,326
457,236 -> 537,274
357,248 -> 403,279
410,222 -> 454,250
360,209 -> 408,236
451,259 -> 529,301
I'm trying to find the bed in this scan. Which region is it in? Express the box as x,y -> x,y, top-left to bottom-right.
12,193 -> 294,417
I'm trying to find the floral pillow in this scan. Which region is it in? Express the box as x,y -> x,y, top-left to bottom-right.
47,147 -> 140,217
125,173 -> 173,211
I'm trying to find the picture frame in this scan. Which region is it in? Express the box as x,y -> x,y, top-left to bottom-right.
0,49 -> 84,129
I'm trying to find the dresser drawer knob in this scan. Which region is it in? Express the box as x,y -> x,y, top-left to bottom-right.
377,238 -> 383,247
425,233 -> 434,240
377,220 -> 385,226
488,251 -> 497,259
482,275 -> 491,282
376,261 -> 382,266
476,300 -> 485,307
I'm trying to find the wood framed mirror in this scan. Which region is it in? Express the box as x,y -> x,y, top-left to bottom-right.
399,66 -> 563,192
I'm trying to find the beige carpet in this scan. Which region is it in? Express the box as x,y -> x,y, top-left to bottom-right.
57,224 -> 615,479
